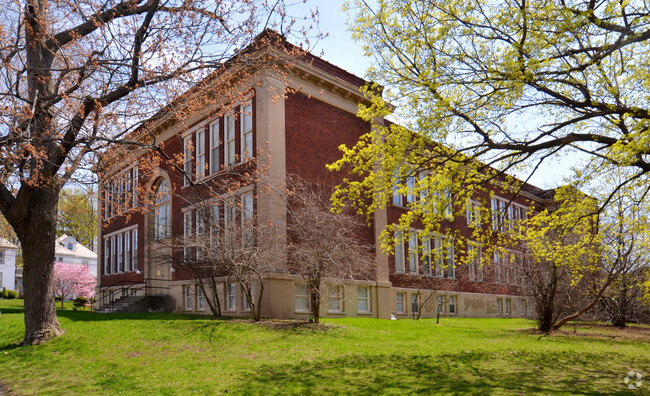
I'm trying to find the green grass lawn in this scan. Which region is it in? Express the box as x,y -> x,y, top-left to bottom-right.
0,299 -> 648,395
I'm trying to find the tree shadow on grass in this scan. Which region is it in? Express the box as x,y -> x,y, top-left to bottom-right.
234,351 -> 634,395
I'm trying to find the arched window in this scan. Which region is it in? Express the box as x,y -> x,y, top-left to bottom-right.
152,178 -> 171,240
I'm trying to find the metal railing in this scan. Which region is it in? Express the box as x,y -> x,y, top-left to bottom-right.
92,278 -> 171,312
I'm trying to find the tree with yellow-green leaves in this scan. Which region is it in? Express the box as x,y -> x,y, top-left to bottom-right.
331,0 -> 650,310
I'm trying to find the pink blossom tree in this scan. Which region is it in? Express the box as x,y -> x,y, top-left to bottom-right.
53,263 -> 96,309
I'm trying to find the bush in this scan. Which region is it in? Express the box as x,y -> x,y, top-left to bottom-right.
72,296 -> 88,310
6,290 -> 17,299
1,287 -> 6,299
55,296 -> 62,302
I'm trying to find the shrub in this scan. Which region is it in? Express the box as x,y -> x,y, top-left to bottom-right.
1,287 -> 6,299
6,290 -> 17,299
73,296 -> 88,310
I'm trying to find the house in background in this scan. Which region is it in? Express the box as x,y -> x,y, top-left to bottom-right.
56,235 -> 98,278
0,238 -> 18,291
97,31 -> 554,319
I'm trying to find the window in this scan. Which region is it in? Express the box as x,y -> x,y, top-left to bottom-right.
209,204 -> 220,249
104,165 -> 138,218
505,298 -> 511,315
449,296 -> 457,314
496,298 -> 504,315
196,129 -> 205,179
241,101 -> 253,159
295,283 -> 309,313
124,231 -> 131,272
183,135 -> 192,186
103,239 -> 110,274
153,179 -> 171,240
396,292 -> 406,313
226,282 -> 236,311
196,208 -> 207,260
184,285 -> 193,310
357,287 -> 371,313
421,236 -> 432,275
434,238 -> 455,278
132,228 -> 138,271
437,295 -> 446,314
468,243 -> 484,282
225,115 -> 236,165
394,231 -> 405,273
492,196 -> 527,233
224,199 -> 235,231
117,234 -> 123,272
411,293 -> 419,314
328,285 -> 344,313
183,211 -> 193,261
210,120 -> 220,174
493,251 -> 512,284
405,175 -> 416,205
111,236 -> 116,273
466,200 -> 481,227
197,287 -> 206,311
520,299 -> 527,315
242,284 -> 251,312
241,192 -> 254,247
408,230 -> 418,274
0,250 -> 4,264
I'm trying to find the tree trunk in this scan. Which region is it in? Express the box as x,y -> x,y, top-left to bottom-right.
20,189 -> 65,345
309,289 -> 320,323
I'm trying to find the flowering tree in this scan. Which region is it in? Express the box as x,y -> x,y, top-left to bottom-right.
53,263 -> 96,309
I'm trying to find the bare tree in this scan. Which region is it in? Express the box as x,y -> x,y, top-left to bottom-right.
286,178 -> 375,323
0,0 -> 319,344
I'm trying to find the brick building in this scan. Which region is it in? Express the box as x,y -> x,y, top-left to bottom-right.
97,32 -> 554,319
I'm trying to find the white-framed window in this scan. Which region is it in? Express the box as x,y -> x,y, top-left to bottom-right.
434,237 -> 455,278
405,175 -> 416,205
492,196 -> 527,232
496,298 -> 504,315
242,284 -> 251,312
408,230 -> 418,274
241,191 -> 254,247
225,115 -> 236,165
111,235 -> 116,273
104,165 -> 139,218
153,178 -> 171,240
468,243 -> 484,282
466,200 -> 481,227
210,120 -> 220,174
196,207 -> 207,260
183,210 -> 193,261
196,129 -> 205,180
520,299 -> 527,315
184,285 -> 193,311
224,199 -> 235,231
197,286 -> 206,311
226,282 -> 237,312
437,295 -> 446,314
117,233 -> 123,272
505,298 -> 511,315
132,228 -> 138,271
240,101 -> 253,159
0,250 -> 4,265
493,251 -> 512,284
295,283 -> 309,313
357,287 -> 371,313
411,293 -> 419,314
421,235 -> 432,275
392,170 -> 403,207
394,231 -> 405,273
396,292 -> 406,313
209,204 -> 220,249
183,135 -> 193,186
124,231 -> 131,272
103,238 -> 110,275
328,285 -> 344,313
449,296 -> 457,314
